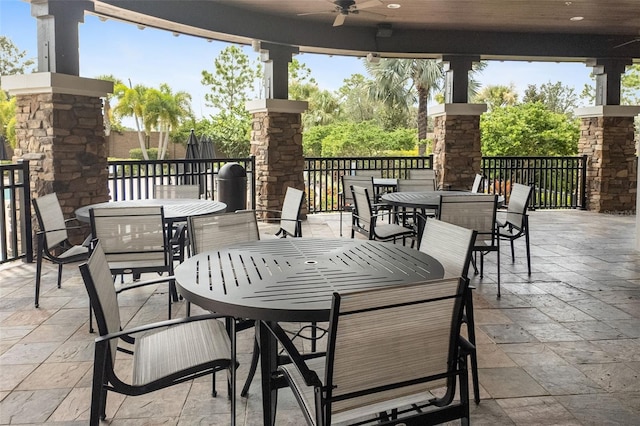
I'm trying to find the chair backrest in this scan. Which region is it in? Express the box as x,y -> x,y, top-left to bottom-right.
408,169 -> 436,181
342,175 -> 374,209
325,278 -> 466,418
350,185 -> 373,233
397,178 -> 436,192
32,193 -> 69,249
280,187 -> 305,236
188,210 -> 260,255
419,219 -> 477,278
471,174 -> 484,193
89,206 -> 168,269
79,241 -> 122,364
438,194 -> 498,247
505,183 -> 533,229
154,184 -> 200,199
354,169 -> 381,178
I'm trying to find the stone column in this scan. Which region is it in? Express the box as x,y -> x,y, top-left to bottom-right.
2,72 -> 113,242
575,106 -> 640,213
247,99 -> 308,218
430,104 -> 487,190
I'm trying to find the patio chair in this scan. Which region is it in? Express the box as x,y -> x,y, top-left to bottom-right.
79,242 -> 235,426
419,218 -> 481,403
339,175 -> 390,237
188,210 -> 261,397
273,278 -> 472,426
153,184 -> 201,199
438,193 -> 502,297
153,183 -> 201,262
397,177 -> 436,192
32,193 -> 90,308
497,183 -> 534,275
89,206 -> 178,320
254,186 -> 304,238
471,173 -> 485,193
351,185 -> 415,245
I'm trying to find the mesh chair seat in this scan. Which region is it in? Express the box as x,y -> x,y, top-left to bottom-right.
280,357 -> 437,425
497,183 -> 534,275
133,318 -> 230,385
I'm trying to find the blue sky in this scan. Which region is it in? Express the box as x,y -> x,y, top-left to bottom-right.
1,0 -> 596,119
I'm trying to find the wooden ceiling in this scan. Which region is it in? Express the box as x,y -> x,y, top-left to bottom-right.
94,0 -> 640,62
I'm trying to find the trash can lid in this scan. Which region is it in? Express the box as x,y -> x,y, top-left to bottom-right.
218,162 -> 247,178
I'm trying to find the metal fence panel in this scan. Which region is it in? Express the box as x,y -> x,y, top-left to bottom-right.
1,160 -> 32,264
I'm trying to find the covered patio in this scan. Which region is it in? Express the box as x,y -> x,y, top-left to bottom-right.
1,210 -> 639,424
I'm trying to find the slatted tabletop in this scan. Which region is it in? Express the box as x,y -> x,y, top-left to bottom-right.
175,238 -> 444,322
381,190 -> 505,209
75,198 -> 227,222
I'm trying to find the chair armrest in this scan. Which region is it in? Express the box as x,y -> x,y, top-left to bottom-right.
116,275 -> 175,294
37,225 -> 86,235
265,322 -> 323,387
94,313 -> 228,343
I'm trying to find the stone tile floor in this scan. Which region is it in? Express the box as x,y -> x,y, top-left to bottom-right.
1,210 -> 639,425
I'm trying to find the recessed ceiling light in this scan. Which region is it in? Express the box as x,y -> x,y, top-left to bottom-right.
570,16 -> 584,21
387,4 -> 401,9
565,1 -> 572,5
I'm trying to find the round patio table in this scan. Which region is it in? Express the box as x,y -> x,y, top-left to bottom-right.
174,238 -> 444,426
75,198 -> 227,223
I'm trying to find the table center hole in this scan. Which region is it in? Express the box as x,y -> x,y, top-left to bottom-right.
305,260 -> 318,265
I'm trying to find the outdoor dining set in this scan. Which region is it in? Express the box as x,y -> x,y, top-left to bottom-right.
29,171 -> 535,426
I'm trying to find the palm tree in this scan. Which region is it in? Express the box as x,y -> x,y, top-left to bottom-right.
96,74 -> 123,137
145,84 -> 192,159
365,59 -> 444,155
112,81 -> 150,159
473,83 -> 518,111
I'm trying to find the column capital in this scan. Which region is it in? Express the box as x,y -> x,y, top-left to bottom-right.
246,99 -> 308,114
575,105 -> 640,118
1,73 -> 113,98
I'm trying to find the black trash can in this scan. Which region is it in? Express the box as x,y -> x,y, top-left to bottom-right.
217,162 -> 247,212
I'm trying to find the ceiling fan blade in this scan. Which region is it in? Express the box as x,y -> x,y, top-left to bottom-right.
297,11 -> 332,16
613,38 -> 639,49
333,13 -> 347,26
357,0 -> 383,10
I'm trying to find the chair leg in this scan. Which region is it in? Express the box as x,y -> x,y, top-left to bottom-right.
510,238 -> 516,263
524,225 -> 531,275
229,320 -> 237,426
241,338 -> 260,397
35,237 -> 44,308
465,290 -> 480,404
57,264 -> 63,289
89,304 -> 94,333
496,244 -> 501,298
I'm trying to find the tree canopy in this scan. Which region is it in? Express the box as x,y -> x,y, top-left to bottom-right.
480,102 -> 579,156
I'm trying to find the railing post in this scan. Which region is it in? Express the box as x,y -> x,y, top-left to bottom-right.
18,160 -> 33,263
580,154 -> 588,210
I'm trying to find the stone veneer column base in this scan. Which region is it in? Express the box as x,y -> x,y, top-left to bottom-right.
430,104 -> 486,190
247,99 -> 308,218
576,106 -> 640,213
2,73 -> 113,243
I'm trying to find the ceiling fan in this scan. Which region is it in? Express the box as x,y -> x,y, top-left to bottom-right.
298,0 -> 386,27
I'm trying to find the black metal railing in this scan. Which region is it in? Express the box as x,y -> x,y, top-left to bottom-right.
1,160 -> 32,264
108,157 -> 257,208
481,156 -> 587,209
304,156 -> 434,213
